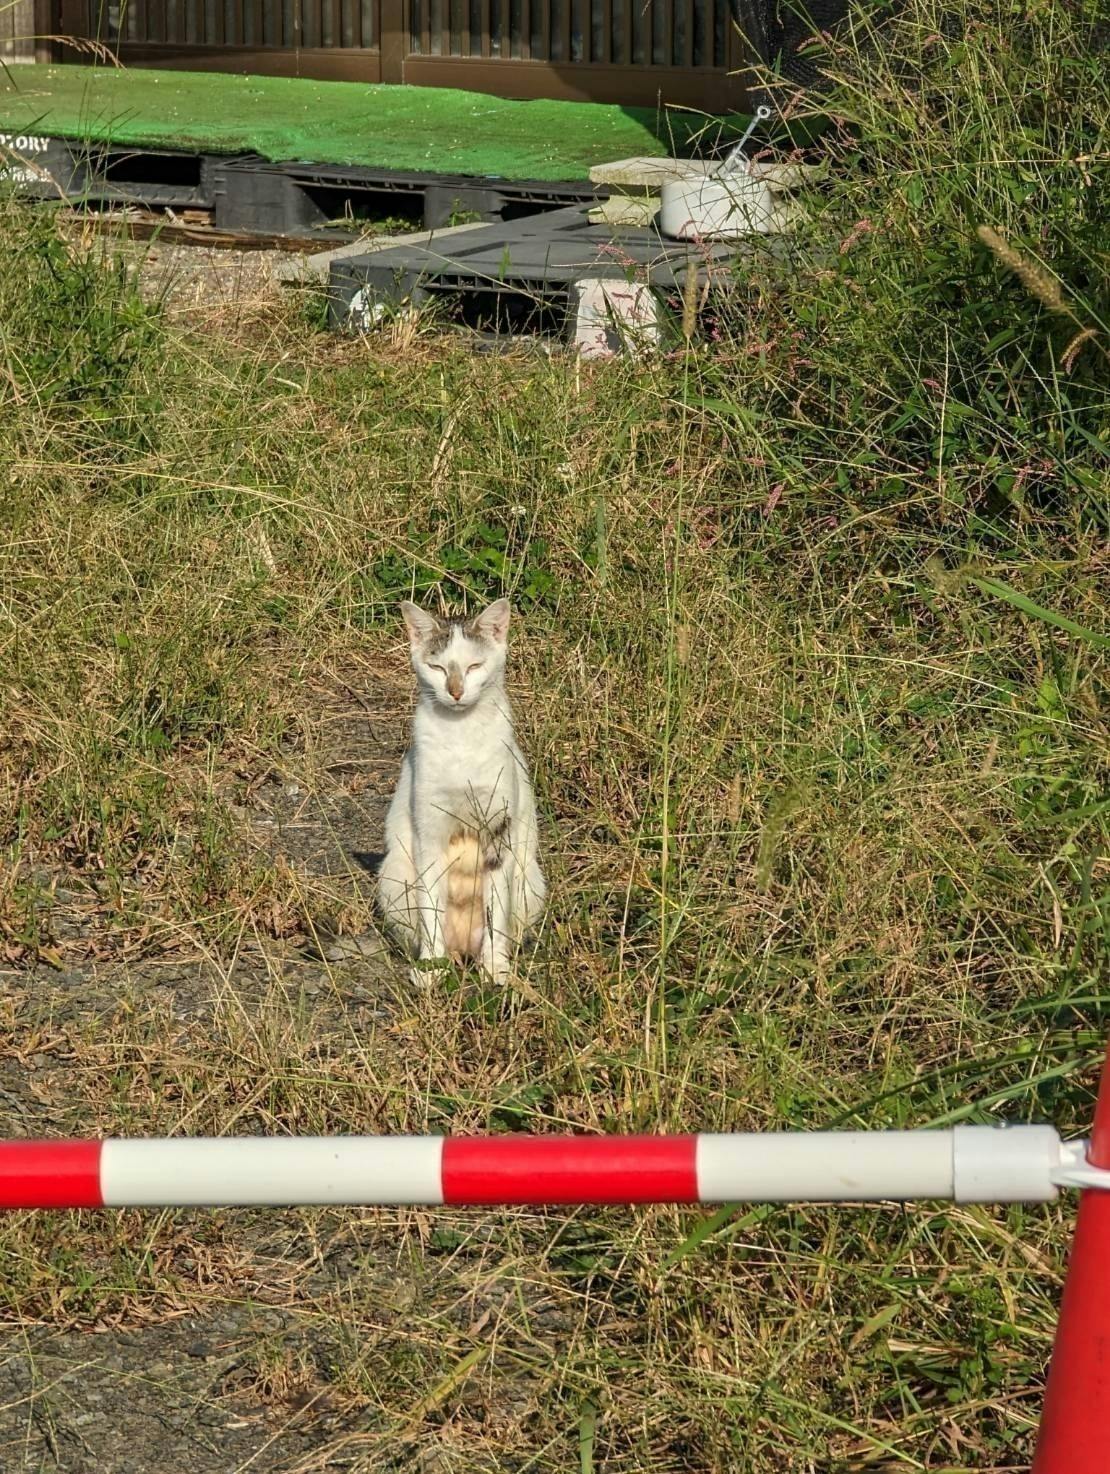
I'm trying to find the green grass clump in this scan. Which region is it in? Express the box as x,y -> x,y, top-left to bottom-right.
0,203 -> 162,453
0,0 -> 1107,1466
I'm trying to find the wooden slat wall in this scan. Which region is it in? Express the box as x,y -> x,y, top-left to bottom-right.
99,0 -> 733,83
534,0 -> 549,65
0,0 -> 35,59
406,0 -> 728,63
118,0 -> 377,47
555,0 -> 568,59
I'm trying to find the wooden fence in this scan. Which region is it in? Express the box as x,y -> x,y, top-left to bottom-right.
1,0 -> 37,60
50,0 -> 749,108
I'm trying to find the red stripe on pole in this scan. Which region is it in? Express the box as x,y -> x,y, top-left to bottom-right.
441,1135 -> 699,1205
1032,1042 -> 1110,1474
0,1140 -> 103,1210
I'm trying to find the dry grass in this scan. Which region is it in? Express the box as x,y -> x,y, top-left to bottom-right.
0,0 -> 1108,1464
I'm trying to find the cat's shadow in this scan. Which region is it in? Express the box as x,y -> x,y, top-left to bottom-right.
351,850 -> 384,876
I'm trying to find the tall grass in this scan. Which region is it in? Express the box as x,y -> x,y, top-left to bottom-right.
0,0 -> 1107,1466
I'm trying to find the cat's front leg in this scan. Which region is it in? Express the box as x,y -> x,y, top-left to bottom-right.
411,852 -> 451,988
480,861 -> 516,985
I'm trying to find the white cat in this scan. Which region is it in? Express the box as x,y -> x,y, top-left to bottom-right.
377,598 -> 546,985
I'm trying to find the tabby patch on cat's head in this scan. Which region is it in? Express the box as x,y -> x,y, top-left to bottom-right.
400,599 -> 511,710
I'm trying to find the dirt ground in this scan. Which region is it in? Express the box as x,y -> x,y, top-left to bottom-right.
59,215 -> 335,315
120,235 -> 304,315
0,667 -> 418,1471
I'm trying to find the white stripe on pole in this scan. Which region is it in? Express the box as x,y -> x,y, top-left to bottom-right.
696,1127 -> 1064,1204
953,1124 -> 1064,1202
100,1137 -> 445,1206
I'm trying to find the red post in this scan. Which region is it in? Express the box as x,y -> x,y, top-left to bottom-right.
1032,1042 -> 1110,1472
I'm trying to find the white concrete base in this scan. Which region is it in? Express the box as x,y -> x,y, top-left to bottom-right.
748,160 -> 827,192
588,156 -> 714,190
588,156 -> 821,196
588,195 -> 659,227
768,198 -> 808,233
572,277 -> 661,360
659,174 -> 776,240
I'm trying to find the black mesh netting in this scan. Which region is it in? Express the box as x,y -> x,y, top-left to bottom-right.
734,0 -> 853,93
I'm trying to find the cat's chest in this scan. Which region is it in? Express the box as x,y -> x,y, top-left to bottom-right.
413,731 -> 518,813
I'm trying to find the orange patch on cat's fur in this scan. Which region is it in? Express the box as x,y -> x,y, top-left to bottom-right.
444,829 -> 484,961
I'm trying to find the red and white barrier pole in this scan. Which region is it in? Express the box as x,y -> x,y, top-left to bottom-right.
1032,1042 -> 1110,1474
3,1113 -> 1110,1464
0,1125 -> 1076,1209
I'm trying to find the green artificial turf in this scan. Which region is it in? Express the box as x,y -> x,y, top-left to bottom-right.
0,65 -> 741,180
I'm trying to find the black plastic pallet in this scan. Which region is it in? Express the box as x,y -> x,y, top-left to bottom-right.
1,135 -> 211,210
0,133 -> 599,236
328,204 -> 740,331
261,158 -> 601,230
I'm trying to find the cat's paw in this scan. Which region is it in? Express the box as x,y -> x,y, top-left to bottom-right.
479,953 -> 513,987
409,958 -> 450,990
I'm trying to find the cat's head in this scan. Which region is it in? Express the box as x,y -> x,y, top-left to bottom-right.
400,599 -> 510,710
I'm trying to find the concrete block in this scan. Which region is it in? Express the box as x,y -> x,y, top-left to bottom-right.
587,195 -> 660,227
588,156 -> 713,190
572,277 -> 662,360
767,197 -> 808,233
748,160 -> 827,192
590,155 -> 826,198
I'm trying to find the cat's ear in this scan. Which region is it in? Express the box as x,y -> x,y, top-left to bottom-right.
400,601 -> 442,643
473,598 -> 511,644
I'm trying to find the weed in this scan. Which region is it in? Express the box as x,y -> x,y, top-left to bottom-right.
0,198 -> 162,456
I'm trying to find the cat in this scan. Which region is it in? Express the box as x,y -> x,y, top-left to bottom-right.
377,598 -> 546,985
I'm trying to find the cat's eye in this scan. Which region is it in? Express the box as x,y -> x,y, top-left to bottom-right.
428,664 -> 445,674
467,663 -> 484,673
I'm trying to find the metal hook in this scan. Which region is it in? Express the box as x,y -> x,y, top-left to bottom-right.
715,104 -> 774,177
